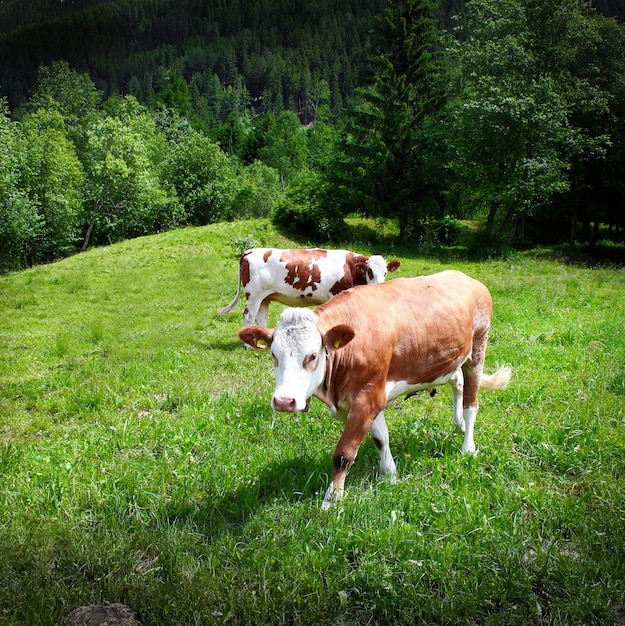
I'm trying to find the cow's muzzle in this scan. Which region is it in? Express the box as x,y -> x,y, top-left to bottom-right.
272,396 -> 310,412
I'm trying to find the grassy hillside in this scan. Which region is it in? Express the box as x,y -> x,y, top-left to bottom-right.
1,220 -> 624,625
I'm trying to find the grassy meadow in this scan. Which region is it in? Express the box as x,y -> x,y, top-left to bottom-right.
0,219 -> 624,625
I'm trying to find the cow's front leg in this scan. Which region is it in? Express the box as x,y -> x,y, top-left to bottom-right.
322,406 -> 377,510
449,367 -> 465,433
368,410 -> 396,483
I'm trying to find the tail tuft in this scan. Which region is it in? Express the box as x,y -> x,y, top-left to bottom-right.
219,301 -> 237,315
480,366 -> 512,390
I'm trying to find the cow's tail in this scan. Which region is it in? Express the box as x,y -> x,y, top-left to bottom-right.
479,366 -> 512,390
219,263 -> 242,315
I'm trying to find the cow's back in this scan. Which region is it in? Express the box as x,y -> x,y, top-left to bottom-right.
315,271 -> 493,389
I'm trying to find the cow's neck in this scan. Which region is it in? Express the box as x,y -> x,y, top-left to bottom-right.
313,347 -> 339,414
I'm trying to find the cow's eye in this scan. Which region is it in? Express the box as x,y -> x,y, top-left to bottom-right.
367,268 -> 374,281
303,353 -> 317,369
272,354 -> 279,368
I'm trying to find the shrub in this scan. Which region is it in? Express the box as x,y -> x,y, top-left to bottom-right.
273,172 -> 345,241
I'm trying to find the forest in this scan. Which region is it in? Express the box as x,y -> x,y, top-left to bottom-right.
1,0 -> 624,271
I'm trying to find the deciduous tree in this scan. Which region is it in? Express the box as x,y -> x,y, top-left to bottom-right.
445,0 -> 611,242
81,96 -> 182,249
18,108 -> 84,261
162,131 -> 237,224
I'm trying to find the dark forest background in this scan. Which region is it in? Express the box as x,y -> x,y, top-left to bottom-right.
1,0 -> 624,271
1,0 -> 623,112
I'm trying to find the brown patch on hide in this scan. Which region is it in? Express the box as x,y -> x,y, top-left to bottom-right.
280,249 -> 328,292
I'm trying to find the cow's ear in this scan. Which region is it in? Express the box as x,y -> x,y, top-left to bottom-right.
239,326 -> 273,350
387,259 -> 401,273
323,324 -> 355,350
354,261 -> 367,276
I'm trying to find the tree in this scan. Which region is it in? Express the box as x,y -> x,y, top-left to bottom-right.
18,108 -> 84,262
27,60 -> 101,122
81,96 -> 182,249
306,79 -> 340,171
162,131 -> 237,224
445,0 -> 611,242
273,171 -> 346,241
559,14 -> 625,242
241,112 -> 276,165
340,0 -> 445,242
231,160 -> 283,220
0,100 -> 40,270
26,60 -> 101,151
154,70 -> 191,117
260,110 -> 309,188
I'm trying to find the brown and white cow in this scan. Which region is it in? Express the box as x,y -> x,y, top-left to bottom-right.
239,270 -> 511,509
219,248 -> 400,327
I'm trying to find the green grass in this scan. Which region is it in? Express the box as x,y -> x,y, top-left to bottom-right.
1,219 -> 624,625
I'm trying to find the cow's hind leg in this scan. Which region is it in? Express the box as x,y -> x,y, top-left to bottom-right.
257,298 -> 271,328
243,296 -> 270,327
460,363 -> 482,454
460,329 -> 489,454
242,301 -> 258,326
369,411 -> 397,483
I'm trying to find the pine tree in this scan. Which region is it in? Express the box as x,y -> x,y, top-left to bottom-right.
341,0 -> 445,242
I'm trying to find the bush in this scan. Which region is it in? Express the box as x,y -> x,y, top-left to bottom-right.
467,228 -> 515,260
409,215 -> 462,249
273,172 -> 345,241
229,161 -> 283,221
162,131 -> 237,225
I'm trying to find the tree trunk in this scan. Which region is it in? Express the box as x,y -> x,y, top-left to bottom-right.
590,221 -> 599,246
399,215 -> 409,243
497,203 -> 516,238
512,213 -> 525,244
486,203 -> 498,235
81,200 -> 101,251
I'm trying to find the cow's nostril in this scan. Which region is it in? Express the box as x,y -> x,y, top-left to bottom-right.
273,396 -> 297,412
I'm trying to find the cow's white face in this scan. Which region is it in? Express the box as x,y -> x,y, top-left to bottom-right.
269,309 -> 326,412
365,255 -> 389,283
238,307 -> 355,413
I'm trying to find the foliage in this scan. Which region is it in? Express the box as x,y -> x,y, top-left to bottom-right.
409,214 -> 463,249
444,0 -> 615,241
81,96 -> 183,248
25,60 -> 101,125
1,1 -> 625,269
0,99 -> 84,268
339,0 -> 446,242
0,100 -> 39,271
260,111 -> 310,188
18,108 -> 84,260
0,220 -> 624,624
154,69 -> 191,118
161,131 -> 237,225
0,0 -> 386,121
273,172 -> 346,241
231,160 -> 283,221
231,234 -> 260,257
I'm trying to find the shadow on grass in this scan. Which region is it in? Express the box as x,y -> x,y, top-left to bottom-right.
166,453 -> 331,537
207,337 -> 244,351
277,217 -> 625,267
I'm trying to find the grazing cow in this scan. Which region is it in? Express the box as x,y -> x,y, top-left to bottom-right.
219,248 -> 400,327
239,270 -> 511,509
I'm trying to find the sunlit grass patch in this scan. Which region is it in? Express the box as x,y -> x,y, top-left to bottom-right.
0,220 -> 624,625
